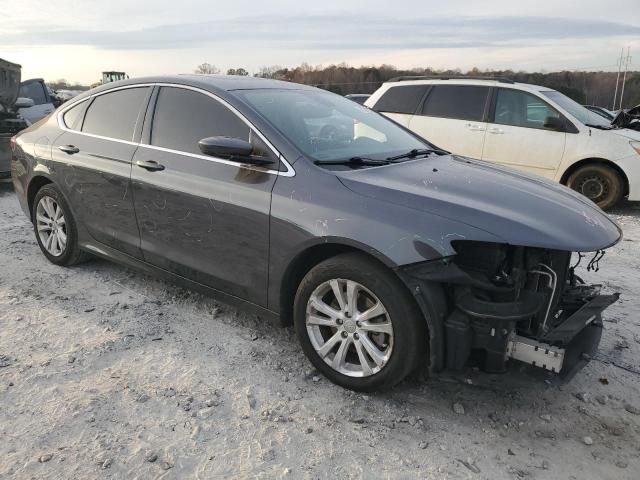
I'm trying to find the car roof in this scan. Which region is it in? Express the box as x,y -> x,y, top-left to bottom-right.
100,74 -> 311,93
381,78 -> 554,94
65,74 -> 317,106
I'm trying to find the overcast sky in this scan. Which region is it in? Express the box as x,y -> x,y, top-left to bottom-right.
2,0 -> 639,84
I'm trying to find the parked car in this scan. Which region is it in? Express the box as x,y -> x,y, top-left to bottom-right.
611,104 -> 640,133
18,78 -> 56,125
345,94 -> 370,105
11,76 -> 621,390
365,77 -> 640,209
0,58 -> 29,177
584,105 -> 614,121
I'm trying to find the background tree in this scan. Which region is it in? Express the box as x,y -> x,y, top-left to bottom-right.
254,63 -> 639,108
195,63 -> 220,74
226,68 -> 249,76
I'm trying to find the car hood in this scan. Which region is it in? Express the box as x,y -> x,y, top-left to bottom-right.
336,155 -> 622,252
609,125 -> 640,141
0,58 -> 21,112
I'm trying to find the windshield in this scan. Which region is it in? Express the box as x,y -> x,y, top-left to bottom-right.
541,90 -> 610,127
236,89 -> 427,162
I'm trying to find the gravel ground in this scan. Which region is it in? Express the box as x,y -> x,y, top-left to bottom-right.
1,178 -> 640,479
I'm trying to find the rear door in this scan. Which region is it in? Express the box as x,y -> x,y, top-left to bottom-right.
409,84 -> 490,158
131,86 -> 278,306
51,86 -> 151,257
481,88 -> 566,178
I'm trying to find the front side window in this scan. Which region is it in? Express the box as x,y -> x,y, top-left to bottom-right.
494,89 -> 561,129
151,87 -> 253,156
372,85 -> 428,114
19,82 -> 48,105
422,85 -> 489,121
236,88 -> 428,162
82,87 -> 150,141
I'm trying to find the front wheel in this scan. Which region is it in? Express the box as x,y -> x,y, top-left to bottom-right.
566,164 -> 623,210
294,253 -> 426,391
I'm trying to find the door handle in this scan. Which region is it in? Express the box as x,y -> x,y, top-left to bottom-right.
488,127 -> 504,135
135,159 -> 165,172
466,123 -> 486,132
58,145 -> 80,154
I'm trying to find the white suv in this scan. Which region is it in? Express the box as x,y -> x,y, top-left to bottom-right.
365,77 -> 640,209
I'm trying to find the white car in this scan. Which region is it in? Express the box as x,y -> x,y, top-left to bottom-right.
365,77 -> 640,209
18,78 -> 55,126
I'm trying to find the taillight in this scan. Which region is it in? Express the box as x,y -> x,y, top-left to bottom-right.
9,135 -> 17,150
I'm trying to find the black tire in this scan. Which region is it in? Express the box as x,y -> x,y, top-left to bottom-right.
566,164 -> 624,210
294,253 -> 426,391
32,183 -> 89,266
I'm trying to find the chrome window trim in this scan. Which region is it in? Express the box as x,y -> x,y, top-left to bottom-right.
56,82 -> 295,177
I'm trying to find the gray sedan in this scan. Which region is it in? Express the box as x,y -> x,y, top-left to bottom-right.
10,75 -> 621,390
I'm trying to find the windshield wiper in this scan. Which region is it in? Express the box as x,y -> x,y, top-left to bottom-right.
386,148 -> 447,161
585,123 -> 613,130
314,156 -> 391,166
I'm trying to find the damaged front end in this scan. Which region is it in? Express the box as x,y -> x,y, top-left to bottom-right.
611,104 -> 640,132
405,241 -> 619,379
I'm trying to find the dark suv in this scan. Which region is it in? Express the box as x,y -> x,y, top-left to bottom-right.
11,75 -> 621,390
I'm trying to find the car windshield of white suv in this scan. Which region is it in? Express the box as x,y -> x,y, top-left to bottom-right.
541,90 -> 611,129
237,89 -> 429,164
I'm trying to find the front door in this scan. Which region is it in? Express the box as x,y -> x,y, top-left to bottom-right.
409,84 -> 490,159
481,88 -> 566,178
131,86 -> 278,306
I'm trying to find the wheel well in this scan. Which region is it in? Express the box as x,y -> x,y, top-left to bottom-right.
278,244 -> 391,326
560,158 -> 629,196
27,176 -> 53,217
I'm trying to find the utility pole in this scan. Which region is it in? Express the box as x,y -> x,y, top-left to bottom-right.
612,48 -> 624,110
618,47 -> 632,110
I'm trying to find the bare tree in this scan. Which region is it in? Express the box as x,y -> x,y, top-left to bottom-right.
195,63 -> 220,74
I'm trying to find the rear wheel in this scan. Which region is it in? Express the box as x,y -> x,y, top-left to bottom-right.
566,164 -> 623,210
32,184 -> 89,266
294,253 -> 426,391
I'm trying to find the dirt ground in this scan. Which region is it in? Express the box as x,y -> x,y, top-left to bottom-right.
1,177 -> 639,480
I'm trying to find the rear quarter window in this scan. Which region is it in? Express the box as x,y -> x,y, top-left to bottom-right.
62,101 -> 87,130
421,85 -> 489,122
372,85 -> 429,114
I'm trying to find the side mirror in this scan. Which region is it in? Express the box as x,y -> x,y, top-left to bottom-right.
543,116 -> 565,132
198,136 -> 274,164
15,97 -> 35,109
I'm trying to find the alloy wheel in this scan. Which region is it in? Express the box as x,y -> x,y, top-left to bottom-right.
36,196 -> 67,257
305,278 -> 394,377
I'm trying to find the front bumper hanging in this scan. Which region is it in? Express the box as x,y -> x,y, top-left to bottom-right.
506,293 -> 619,379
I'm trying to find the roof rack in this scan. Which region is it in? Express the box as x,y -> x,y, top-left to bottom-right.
387,75 -> 515,84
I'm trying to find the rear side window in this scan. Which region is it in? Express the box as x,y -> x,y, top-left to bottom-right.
421,85 -> 489,121
494,89 -> 561,129
62,101 -> 87,130
372,85 -> 428,114
82,87 -> 150,141
150,87 -> 250,155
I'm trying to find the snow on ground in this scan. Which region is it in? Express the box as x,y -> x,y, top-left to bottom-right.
1,178 -> 639,479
